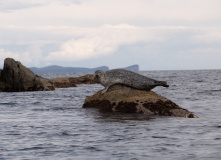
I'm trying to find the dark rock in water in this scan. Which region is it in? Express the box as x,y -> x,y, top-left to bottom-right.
83,85 -> 198,118
0,58 -> 55,92
51,74 -> 97,88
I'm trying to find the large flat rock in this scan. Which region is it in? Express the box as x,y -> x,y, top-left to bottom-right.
83,85 -> 198,118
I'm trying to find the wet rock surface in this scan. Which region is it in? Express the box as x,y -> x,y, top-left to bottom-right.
83,85 -> 198,118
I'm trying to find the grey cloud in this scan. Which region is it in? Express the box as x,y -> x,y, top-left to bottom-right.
0,1 -> 41,12
67,0 -> 82,4
0,24 -> 221,70
0,26 -> 73,45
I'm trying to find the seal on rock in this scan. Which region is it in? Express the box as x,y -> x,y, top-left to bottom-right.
94,69 -> 169,94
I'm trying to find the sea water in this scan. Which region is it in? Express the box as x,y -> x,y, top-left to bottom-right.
0,70 -> 221,160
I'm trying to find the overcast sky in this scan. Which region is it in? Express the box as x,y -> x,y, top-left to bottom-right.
0,0 -> 221,70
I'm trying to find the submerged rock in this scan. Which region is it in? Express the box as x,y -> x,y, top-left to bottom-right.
83,85 -> 198,118
0,58 -> 55,92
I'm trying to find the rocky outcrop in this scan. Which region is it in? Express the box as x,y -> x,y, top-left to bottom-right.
69,74 -> 97,84
51,74 -> 97,88
51,77 -> 77,88
0,58 -> 55,92
83,85 -> 198,118
0,58 -> 98,91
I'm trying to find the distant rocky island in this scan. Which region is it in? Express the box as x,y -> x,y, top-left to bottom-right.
118,65 -> 139,72
30,65 -> 139,73
30,65 -> 109,73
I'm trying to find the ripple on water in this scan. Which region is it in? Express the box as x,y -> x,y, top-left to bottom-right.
0,70 -> 221,159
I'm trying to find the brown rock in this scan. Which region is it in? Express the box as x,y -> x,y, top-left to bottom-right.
51,77 -> 77,88
51,74 -> 96,88
69,74 -> 97,84
83,85 -> 198,118
0,69 -> 4,91
0,58 -> 55,92
38,76 -> 55,90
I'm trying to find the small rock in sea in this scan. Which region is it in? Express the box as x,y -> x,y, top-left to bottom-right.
83,84 -> 198,118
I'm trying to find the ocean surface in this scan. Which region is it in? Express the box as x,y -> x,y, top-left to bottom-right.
0,70 -> 221,160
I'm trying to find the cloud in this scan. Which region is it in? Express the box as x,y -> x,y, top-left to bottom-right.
1,24 -> 221,69
0,25 -> 76,45
0,0 -> 221,69
194,27 -> 221,43
1,0 -> 220,27
0,1 -> 41,12
0,49 -> 32,67
46,25 -> 221,62
46,24 -> 163,61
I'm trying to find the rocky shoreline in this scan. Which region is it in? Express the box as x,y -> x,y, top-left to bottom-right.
0,58 -> 198,118
0,58 -> 96,92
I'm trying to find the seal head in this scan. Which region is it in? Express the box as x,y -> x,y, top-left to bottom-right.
94,70 -> 105,84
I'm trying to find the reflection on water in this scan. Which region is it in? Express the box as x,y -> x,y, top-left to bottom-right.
95,112 -> 152,122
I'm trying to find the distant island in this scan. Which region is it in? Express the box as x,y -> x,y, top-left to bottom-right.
30,65 -> 139,73
118,65 -> 139,72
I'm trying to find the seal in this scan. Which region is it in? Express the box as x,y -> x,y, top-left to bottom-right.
94,69 -> 169,94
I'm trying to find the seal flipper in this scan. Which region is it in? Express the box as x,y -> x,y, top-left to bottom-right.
100,87 -> 108,94
100,84 -> 112,94
100,83 -> 118,94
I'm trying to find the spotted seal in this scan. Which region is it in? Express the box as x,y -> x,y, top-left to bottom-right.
95,69 -> 169,94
